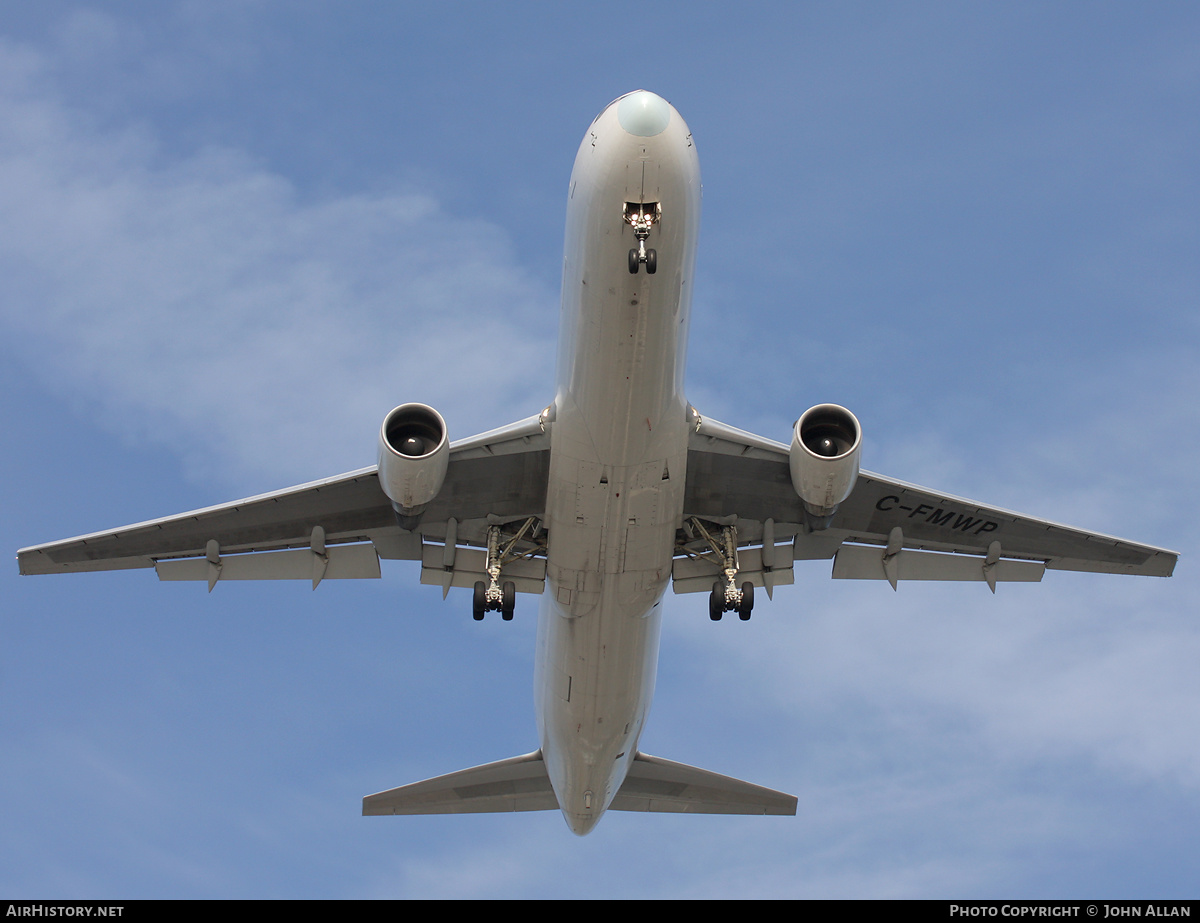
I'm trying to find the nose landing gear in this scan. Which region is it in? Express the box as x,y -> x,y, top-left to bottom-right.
628,243 -> 657,275
624,201 -> 660,275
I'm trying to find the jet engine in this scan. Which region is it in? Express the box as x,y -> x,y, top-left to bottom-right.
377,403 -> 450,523
789,403 -> 862,518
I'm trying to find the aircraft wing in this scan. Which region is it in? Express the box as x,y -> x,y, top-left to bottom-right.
677,414 -> 1177,592
17,415 -> 550,591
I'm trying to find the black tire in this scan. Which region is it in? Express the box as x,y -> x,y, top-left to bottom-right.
709,580 -> 724,621
646,248 -> 657,274
738,581 -> 754,620
501,581 -> 516,621
472,581 -> 486,621
628,248 -> 639,274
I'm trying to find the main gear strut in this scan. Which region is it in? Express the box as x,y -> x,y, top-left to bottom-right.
687,518 -> 755,621
472,518 -> 539,621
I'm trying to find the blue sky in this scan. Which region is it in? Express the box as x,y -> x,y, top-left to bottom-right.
2,2 -> 1197,899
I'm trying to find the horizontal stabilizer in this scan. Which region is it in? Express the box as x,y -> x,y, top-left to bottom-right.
362,750 -> 558,815
610,752 -> 797,815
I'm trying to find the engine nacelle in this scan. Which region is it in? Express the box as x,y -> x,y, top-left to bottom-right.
377,403 -> 450,518
789,403 -> 862,518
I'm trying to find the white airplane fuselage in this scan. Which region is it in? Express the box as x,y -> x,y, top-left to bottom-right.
535,92 -> 701,834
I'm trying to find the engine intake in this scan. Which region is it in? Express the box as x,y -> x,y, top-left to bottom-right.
789,403 -> 862,518
378,403 -> 450,520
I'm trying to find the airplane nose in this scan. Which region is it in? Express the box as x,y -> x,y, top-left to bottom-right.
617,90 -> 671,137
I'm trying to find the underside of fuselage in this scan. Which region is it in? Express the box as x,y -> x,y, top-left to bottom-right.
536,90 -> 702,833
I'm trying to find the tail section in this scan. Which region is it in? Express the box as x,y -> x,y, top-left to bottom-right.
611,752 -> 797,815
362,750 -> 558,815
361,749 -> 796,821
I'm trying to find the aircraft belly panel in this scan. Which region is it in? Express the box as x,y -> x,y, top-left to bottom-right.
536,93 -> 700,831
536,590 -> 663,820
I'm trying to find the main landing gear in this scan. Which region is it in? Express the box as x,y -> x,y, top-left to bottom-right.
688,518 -> 756,621
471,519 -> 537,621
624,201 -> 660,274
473,578 -> 515,621
710,579 -> 754,621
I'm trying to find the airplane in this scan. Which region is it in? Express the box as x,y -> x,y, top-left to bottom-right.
17,90 -> 1178,835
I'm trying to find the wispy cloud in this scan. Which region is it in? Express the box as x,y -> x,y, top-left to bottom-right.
0,34 -> 556,491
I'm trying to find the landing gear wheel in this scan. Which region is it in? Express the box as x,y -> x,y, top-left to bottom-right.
709,580 -> 724,621
645,248 -> 657,274
628,248 -> 639,274
472,581 -> 486,620
501,581 -> 516,621
738,581 -> 754,620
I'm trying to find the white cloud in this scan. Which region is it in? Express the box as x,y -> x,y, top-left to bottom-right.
0,35 -> 557,490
